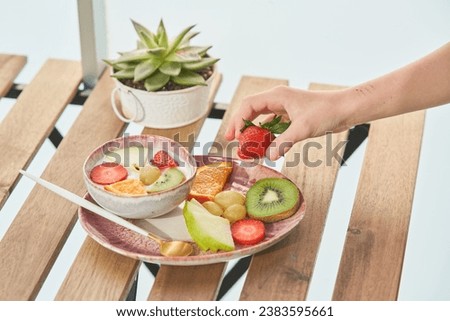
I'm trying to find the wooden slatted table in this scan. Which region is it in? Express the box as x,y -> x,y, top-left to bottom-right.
0,57 -> 425,301
0,54 -> 26,97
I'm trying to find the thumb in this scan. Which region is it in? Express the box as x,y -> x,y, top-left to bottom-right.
266,125 -> 306,161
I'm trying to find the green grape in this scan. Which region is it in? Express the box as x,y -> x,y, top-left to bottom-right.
139,165 -> 161,185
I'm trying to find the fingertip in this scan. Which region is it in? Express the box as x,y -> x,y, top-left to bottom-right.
267,148 -> 280,162
224,129 -> 233,141
268,134 -> 295,161
283,146 -> 292,157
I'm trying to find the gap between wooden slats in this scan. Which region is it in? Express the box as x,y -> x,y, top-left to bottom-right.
148,76 -> 288,301
240,83 -> 348,300
0,54 -> 27,97
56,73 -> 222,300
332,110 -> 425,300
0,59 -> 81,210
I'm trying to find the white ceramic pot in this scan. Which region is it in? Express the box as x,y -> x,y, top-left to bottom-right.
110,68 -> 216,129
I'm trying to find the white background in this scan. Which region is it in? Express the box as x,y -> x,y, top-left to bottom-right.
0,0 -> 449,300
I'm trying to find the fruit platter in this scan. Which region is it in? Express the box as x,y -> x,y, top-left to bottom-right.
79,137 -> 306,265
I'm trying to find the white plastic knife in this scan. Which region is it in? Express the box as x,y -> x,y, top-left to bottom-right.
19,169 -> 149,237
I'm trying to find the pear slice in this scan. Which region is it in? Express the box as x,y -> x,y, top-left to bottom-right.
183,199 -> 235,252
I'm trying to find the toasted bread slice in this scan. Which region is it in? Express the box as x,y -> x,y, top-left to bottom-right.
188,162 -> 233,203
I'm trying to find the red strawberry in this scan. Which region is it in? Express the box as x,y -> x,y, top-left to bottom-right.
151,150 -> 179,169
237,116 -> 290,159
238,126 -> 275,159
231,219 -> 265,245
90,162 -> 128,185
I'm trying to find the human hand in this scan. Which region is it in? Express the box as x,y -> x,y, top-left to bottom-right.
225,85 -> 350,160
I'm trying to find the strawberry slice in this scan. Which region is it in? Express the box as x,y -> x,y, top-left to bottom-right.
90,162 -> 128,185
151,150 -> 179,169
231,219 -> 265,245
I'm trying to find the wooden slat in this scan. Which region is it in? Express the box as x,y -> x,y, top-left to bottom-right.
332,110 -> 425,300
57,238 -> 139,300
0,59 -> 81,209
53,72 -> 134,301
56,74 -> 222,300
148,76 -> 288,301
148,263 -> 227,301
240,83 -> 348,300
0,71 -> 125,300
0,54 -> 27,97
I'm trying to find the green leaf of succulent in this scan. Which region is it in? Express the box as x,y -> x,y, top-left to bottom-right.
144,71 -> 170,91
167,24 -> 196,56
136,40 -> 146,49
131,19 -> 159,48
159,61 -> 181,76
156,19 -> 169,48
103,59 -> 115,67
171,70 -> 206,87
187,46 -> 212,56
110,61 -> 139,70
114,49 -> 152,64
134,59 -> 161,82
180,31 -> 200,47
139,31 -> 160,50
111,68 -> 135,79
166,47 -> 202,63
147,47 -> 166,55
183,57 -> 219,71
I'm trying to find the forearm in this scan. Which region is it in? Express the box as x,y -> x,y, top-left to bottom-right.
341,42 -> 450,126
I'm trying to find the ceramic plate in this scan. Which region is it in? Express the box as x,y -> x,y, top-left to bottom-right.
78,155 -> 306,266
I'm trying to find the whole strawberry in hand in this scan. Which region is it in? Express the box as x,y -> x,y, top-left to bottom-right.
237,115 -> 291,159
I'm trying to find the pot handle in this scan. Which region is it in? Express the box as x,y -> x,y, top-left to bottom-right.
110,87 -> 142,123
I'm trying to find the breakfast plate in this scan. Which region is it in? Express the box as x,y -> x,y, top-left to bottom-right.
78,155 -> 306,266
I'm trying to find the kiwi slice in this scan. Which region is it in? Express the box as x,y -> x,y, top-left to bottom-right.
245,178 -> 300,222
147,168 -> 185,192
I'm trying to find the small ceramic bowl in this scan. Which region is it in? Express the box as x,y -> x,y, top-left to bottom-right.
83,135 -> 197,219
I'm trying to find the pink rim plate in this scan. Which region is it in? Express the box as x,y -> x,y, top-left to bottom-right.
78,155 -> 306,266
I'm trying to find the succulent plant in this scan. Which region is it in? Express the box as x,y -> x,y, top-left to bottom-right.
105,20 -> 218,92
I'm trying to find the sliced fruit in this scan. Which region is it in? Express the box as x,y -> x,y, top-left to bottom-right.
139,165 -> 161,185
223,204 -> 247,223
151,150 -> 179,169
214,190 -> 246,209
231,219 -> 265,245
104,146 -> 148,167
183,199 -> 235,252
201,201 -> 223,216
245,177 -> 300,223
188,162 -> 233,203
104,178 -> 147,196
90,162 -> 128,185
146,167 -> 185,192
